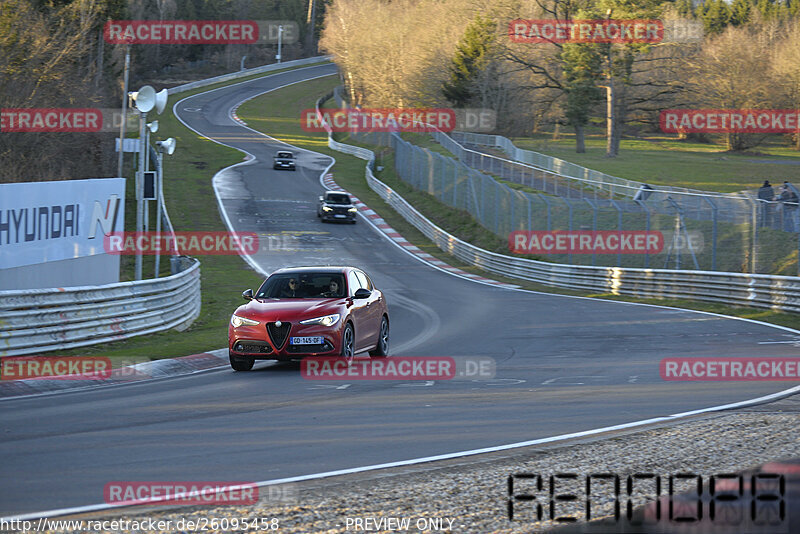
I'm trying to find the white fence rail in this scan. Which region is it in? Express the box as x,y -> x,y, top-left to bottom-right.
316,92 -> 800,314
0,258 -> 200,357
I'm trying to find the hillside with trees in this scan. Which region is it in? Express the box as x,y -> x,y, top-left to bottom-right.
320,0 -> 800,156
0,0 -> 325,182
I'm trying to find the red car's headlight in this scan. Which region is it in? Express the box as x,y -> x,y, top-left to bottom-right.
299,313 -> 340,327
231,314 -> 259,328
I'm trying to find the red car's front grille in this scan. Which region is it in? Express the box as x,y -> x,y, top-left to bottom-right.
267,322 -> 291,349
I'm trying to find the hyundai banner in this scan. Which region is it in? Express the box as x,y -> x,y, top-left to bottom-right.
0,178 -> 125,270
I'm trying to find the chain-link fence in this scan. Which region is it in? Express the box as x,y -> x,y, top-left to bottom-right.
350,128 -> 800,275
328,90 -> 800,275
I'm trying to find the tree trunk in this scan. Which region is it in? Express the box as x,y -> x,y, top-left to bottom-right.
575,124 -> 585,153
94,29 -> 103,89
305,0 -> 317,54
552,122 -> 560,140
605,77 -> 619,157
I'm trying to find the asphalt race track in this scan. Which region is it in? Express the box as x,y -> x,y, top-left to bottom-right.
1,63 -> 799,516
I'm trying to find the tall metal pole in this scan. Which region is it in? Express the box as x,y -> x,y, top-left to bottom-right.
155,150 -> 163,278
144,126 -> 152,234
117,45 -> 130,178
277,25 -> 283,63
135,110 -> 147,281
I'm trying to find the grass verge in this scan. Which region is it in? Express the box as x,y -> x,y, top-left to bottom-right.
508,127 -> 800,193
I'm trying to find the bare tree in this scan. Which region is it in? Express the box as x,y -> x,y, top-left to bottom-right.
772,20 -> 800,150
682,20 -> 782,151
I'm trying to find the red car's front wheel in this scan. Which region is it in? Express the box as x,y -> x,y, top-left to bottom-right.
230,352 -> 254,371
340,323 -> 355,365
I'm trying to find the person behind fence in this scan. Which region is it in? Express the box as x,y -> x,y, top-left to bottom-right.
779,181 -> 798,231
758,180 -> 775,226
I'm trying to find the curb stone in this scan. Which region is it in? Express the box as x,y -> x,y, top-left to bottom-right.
0,349 -> 229,399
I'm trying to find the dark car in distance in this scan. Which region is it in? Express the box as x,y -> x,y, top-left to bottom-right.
318,191 -> 357,223
273,150 -> 296,170
228,266 -> 389,371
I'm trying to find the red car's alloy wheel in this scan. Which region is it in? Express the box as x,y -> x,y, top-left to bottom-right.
370,316 -> 389,357
341,323 -> 355,365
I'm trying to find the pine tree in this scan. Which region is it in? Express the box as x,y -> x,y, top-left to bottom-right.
442,14 -> 495,108
756,0 -> 775,19
703,0 -> 732,34
561,44 -> 603,153
730,0 -> 752,25
675,0 -> 694,17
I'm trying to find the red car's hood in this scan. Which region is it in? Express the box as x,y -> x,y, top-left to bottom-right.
235,298 -> 346,322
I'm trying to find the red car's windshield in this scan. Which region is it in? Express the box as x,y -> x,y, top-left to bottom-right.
256,273 -> 346,299
326,194 -> 351,205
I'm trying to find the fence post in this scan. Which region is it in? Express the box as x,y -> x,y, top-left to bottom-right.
481,174 -> 487,228
528,194 -> 533,232
495,181 -> 500,234
634,199 -> 651,269
586,199 -> 597,266
751,198 -> 758,274
567,199 -> 574,265
611,199 -> 623,267
453,159 -> 458,207
538,194 -> 552,231
510,187 -> 516,235
797,203 -> 800,276
703,196 -> 718,271
438,154 -> 446,202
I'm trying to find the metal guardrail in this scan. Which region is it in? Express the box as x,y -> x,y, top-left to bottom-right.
167,56 -> 331,95
315,93 -> 800,314
0,257 -> 200,357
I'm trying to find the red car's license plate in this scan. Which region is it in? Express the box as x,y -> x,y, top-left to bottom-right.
290,336 -> 324,345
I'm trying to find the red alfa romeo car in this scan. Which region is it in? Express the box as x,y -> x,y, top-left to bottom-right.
228,266 -> 389,371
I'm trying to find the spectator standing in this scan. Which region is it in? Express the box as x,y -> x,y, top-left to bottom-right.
758,180 -> 775,227
779,181 -> 798,231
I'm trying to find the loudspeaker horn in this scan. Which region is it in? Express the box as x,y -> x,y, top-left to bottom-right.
157,138 -> 176,155
131,85 -> 156,113
147,120 -> 159,133
155,89 -> 169,115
